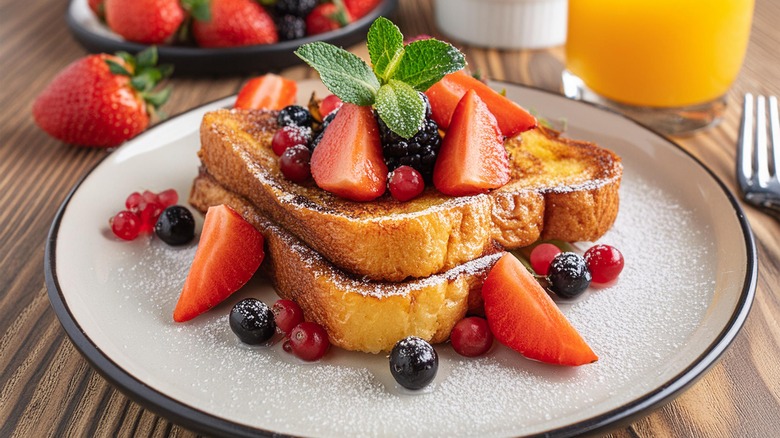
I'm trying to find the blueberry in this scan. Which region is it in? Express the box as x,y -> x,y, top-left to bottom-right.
154,206 -> 195,246
278,105 -> 313,128
389,336 -> 438,390
547,252 -> 592,299
229,298 -> 276,345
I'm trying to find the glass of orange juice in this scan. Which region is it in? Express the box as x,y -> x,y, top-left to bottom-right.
563,0 -> 754,135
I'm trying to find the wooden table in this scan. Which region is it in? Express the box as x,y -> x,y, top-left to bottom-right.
2,0 -> 779,436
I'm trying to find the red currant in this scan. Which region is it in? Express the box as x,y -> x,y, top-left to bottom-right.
125,192 -> 143,212
529,243 -> 562,275
282,339 -> 293,353
388,165 -> 424,202
110,210 -> 141,240
289,322 -> 330,361
272,299 -> 305,334
584,244 -> 624,283
280,144 -> 312,183
319,94 -> 343,117
142,190 -> 159,204
157,189 -> 178,207
450,316 -> 493,357
272,125 -> 312,156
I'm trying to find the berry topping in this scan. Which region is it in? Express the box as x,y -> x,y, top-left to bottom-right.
450,316 -> 493,357
379,94 -> 441,181
110,211 -> 141,241
482,253 -> 598,366
138,200 -> 164,233
318,94 -> 343,118
310,110 -> 338,150
154,205 -> 195,246
425,70 -> 537,137
388,165 -> 424,202
389,336 -> 438,390
157,188 -> 178,208
277,105 -> 313,128
289,321 -> 330,361
432,89 -> 510,196
234,74 -> 297,110
584,244 -> 624,284
174,205 -> 265,322
279,144 -> 312,183
277,15 -> 306,41
275,0 -> 317,17
271,299 -> 304,334
310,103 -> 387,201
530,243 -> 562,276
547,252 -> 592,299
272,125 -> 312,156
229,298 -> 276,345
125,192 -> 143,211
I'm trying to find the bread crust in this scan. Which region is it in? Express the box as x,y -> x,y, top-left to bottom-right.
198,109 -> 622,282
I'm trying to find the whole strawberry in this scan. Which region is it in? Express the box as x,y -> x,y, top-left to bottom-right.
104,0 -> 185,44
88,0 -> 105,20
306,2 -> 352,35
344,0 -> 381,19
192,0 -> 278,48
32,48 -> 172,148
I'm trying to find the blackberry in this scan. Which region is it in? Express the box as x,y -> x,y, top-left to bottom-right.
277,15 -> 306,41
275,0 -> 317,17
547,252 -> 592,299
310,110 -> 338,150
379,115 -> 441,181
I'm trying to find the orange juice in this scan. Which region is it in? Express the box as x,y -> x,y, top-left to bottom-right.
566,0 -> 754,108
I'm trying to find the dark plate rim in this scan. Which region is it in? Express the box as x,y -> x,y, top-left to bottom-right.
44,83 -> 757,438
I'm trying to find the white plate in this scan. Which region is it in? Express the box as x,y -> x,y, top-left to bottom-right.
45,81 -> 756,437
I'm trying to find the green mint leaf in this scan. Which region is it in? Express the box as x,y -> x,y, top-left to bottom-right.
394,39 -> 466,91
366,17 -> 404,82
295,42 -> 380,106
375,80 -> 425,139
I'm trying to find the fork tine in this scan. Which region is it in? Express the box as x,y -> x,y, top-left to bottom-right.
756,95 -> 771,187
769,96 -> 779,182
737,93 -> 755,191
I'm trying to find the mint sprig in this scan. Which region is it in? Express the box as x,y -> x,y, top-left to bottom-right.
295,17 -> 465,139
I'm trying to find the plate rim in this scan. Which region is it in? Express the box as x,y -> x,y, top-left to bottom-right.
44,83 -> 758,437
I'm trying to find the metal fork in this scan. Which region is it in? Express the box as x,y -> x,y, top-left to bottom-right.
737,93 -> 780,220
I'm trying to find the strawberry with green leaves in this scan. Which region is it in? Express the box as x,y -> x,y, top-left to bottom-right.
344,0 -> 381,19
104,0 -> 185,44
192,0 -> 278,47
32,47 -> 172,148
306,2 -> 352,35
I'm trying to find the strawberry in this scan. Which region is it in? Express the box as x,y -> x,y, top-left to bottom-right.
174,204 -> 265,322
192,0 -> 278,48
432,89 -> 510,196
104,0 -> 185,44
306,3 -> 352,36
318,94 -> 343,118
88,0 -> 105,20
310,103 -> 387,201
343,0 -> 381,19
234,74 -> 297,110
482,253 -> 598,366
425,70 -> 537,137
32,48 -> 172,148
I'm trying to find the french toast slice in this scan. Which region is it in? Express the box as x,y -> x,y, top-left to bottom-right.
198,109 -> 622,282
189,172 -> 502,353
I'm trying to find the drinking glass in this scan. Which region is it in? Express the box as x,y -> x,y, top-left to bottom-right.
563,0 -> 754,135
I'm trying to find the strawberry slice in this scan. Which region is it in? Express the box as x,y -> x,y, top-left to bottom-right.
432,89 -> 510,196
173,205 -> 265,322
482,253 -> 598,366
234,74 -> 297,110
310,103 -> 387,201
425,70 -> 537,137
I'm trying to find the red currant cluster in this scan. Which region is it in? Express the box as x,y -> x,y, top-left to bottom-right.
109,189 -> 178,240
272,299 -> 330,362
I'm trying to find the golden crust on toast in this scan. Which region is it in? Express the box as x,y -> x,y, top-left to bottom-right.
190,173 -> 501,353
198,109 -> 622,282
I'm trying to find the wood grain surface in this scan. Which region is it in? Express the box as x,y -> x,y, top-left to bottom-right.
2,0 -> 779,436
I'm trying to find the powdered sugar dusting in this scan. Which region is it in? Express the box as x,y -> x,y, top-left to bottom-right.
93,171 -> 718,437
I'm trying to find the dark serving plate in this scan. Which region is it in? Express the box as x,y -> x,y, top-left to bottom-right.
66,0 -> 399,76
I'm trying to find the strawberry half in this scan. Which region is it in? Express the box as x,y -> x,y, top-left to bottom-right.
482,253 -> 598,366
432,89 -> 510,196
32,48 -> 172,148
192,0 -> 278,48
234,74 -> 297,110
425,70 -> 537,137
173,205 -> 265,322
310,103 -> 387,201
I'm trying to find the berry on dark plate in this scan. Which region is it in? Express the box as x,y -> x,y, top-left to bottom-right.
154,205 -> 195,246
547,252 -> 592,299
277,15 -> 306,41
275,0 -> 317,17
389,336 -> 438,390
230,298 -> 276,345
